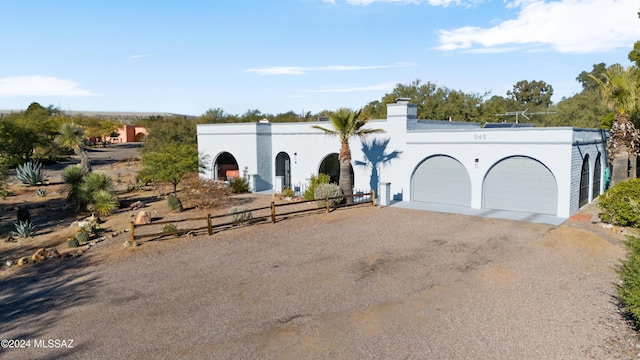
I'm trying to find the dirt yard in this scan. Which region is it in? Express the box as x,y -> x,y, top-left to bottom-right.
1,145 -> 640,359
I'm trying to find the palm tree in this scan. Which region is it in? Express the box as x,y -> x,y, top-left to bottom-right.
590,65 -> 640,185
312,108 -> 384,204
57,122 -> 91,173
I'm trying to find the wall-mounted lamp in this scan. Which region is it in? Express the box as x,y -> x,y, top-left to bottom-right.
475,158 -> 479,169
294,152 -> 297,164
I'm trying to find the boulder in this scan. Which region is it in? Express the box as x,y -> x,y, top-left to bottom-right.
31,248 -> 47,262
134,211 -> 151,225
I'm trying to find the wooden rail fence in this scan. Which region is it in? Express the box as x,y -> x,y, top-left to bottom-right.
129,191 -> 375,243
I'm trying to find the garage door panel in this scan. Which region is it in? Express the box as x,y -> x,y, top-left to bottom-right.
483,157 -> 557,215
412,156 -> 471,207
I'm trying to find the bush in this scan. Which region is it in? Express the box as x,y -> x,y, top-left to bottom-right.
617,236 -> 640,327
304,173 -> 330,200
12,220 -> 36,238
314,183 -> 343,208
161,224 -> 180,238
16,161 -> 49,186
229,177 -> 250,193
281,187 -> 295,198
598,179 -> 640,227
91,189 -> 119,216
167,195 -> 184,212
228,206 -> 252,224
179,173 -> 231,210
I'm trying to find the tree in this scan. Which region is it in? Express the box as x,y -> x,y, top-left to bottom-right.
589,64 -> 640,185
577,63 -> 608,91
138,143 -> 201,195
507,80 -> 554,108
312,108 -> 384,204
57,123 -> 91,173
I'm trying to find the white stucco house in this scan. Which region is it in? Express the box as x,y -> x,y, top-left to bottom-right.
197,99 -> 608,219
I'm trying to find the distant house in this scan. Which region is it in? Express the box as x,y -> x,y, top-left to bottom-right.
111,125 -> 148,143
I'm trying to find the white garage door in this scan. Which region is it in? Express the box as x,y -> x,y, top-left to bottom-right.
412,155 -> 471,206
483,156 -> 557,215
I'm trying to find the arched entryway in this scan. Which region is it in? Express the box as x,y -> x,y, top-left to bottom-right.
579,155 -> 590,208
483,156 -> 558,215
275,152 -> 291,189
319,153 -> 353,187
592,153 -> 601,199
213,152 -> 239,181
411,155 -> 471,206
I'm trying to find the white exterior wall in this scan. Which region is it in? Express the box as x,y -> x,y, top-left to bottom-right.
197,102 -> 608,219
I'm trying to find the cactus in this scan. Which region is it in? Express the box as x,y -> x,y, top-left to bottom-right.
12,220 -> 36,238
76,230 -> 90,245
167,195 -> 183,212
67,237 -> 80,248
36,188 -> 47,197
15,161 -> 49,186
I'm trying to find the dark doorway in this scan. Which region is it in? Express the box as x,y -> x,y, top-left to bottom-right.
592,153 -> 601,199
579,155 -> 590,208
319,153 -> 353,187
275,152 -> 291,189
213,152 -> 239,181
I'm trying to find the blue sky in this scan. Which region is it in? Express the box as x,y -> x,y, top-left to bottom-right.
1,0 -> 639,116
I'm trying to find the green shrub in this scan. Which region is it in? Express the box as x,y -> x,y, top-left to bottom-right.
598,179 -> 640,227
67,238 -> 80,248
91,189 -> 119,216
76,230 -> 90,245
304,173 -> 330,200
16,161 -> 49,186
229,177 -> 250,193
82,222 -> 101,236
12,220 -> 36,238
161,224 -> 180,238
228,206 -> 252,224
0,189 -> 11,199
314,183 -> 343,208
167,195 -> 183,212
617,236 -> 640,327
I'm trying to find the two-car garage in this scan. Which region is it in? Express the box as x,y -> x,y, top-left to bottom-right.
411,155 -> 558,215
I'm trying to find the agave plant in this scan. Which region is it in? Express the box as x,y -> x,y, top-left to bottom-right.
35,188 -> 47,197
16,161 -> 49,186
12,220 -> 36,238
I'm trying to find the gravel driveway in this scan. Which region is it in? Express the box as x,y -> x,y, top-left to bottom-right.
0,203 -> 636,359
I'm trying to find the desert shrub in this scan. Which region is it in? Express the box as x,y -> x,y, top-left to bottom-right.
281,187 -> 295,198
12,220 -> 36,238
179,173 -> 231,210
91,189 -> 119,216
304,173 -> 330,200
16,161 -> 49,186
228,206 -> 252,224
314,183 -> 343,208
229,177 -> 250,193
598,179 -> 640,227
82,222 -> 101,236
0,189 -> 11,198
76,230 -> 90,245
167,195 -> 183,212
161,224 -> 180,238
617,236 -> 640,327
36,188 -> 47,197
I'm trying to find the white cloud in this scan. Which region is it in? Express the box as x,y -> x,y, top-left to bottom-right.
128,54 -> 152,59
437,0 -> 640,53
245,63 -> 416,75
0,76 -> 96,97
307,81 -> 397,93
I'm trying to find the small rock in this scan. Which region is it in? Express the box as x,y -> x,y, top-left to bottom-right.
17,257 -> 28,266
31,248 -> 47,262
135,210 -> 152,225
5,260 -> 13,267
124,228 -> 130,233
47,248 -> 60,259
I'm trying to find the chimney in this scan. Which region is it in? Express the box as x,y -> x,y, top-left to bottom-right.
386,98 -> 417,130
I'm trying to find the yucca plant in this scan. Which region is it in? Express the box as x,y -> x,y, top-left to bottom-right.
16,161 -> 49,186
62,165 -> 88,210
12,220 -> 36,238
91,189 -> 118,216
36,188 -> 47,197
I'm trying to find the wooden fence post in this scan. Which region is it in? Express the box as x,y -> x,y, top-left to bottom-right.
371,190 -> 376,207
271,202 -> 276,223
325,196 -> 329,213
130,222 -> 135,243
207,214 -> 213,235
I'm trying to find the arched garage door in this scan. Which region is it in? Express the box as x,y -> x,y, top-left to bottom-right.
412,155 -> 471,206
483,156 -> 557,215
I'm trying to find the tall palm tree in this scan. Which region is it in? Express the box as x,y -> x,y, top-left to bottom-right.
590,65 -> 640,185
312,108 -> 384,203
57,123 -> 91,173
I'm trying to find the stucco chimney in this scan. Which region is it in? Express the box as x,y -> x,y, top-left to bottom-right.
386,98 -> 417,130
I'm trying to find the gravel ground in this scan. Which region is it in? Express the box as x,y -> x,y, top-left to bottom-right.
1,200 -> 639,359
